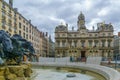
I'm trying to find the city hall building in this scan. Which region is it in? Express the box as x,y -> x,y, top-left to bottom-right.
55,12 -> 114,61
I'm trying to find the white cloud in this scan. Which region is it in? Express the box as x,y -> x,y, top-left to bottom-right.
97,7 -> 110,17
49,16 -> 66,24
87,18 -> 102,30
4,0 -> 120,41
84,0 -> 93,10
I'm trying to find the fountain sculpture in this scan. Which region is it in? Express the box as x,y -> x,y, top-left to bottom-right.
0,30 -> 35,80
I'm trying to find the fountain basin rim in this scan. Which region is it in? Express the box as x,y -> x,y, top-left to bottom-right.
31,62 -> 120,80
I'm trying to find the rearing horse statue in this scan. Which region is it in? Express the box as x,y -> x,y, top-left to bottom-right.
8,34 -> 35,64
0,30 -> 13,64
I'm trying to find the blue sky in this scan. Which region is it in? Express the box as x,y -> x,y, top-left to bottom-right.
5,0 -> 120,41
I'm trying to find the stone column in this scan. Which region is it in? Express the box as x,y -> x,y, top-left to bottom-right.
85,40 -> 89,47
100,40 -> 102,47
66,40 -> 67,47
92,40 -> 94,47
84,40 -> 86,47
78,40 -> 80,47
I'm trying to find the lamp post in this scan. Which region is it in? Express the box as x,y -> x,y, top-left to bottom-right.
115,54 -> 118,69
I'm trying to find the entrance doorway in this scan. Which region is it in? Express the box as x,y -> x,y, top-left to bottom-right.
81,51 -> 86,62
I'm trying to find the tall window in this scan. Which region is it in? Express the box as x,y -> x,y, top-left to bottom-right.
23,33 -> 25,38
57,41 -> 60,47
2,20 -> 6,26
88,40 -> 92,47
19,16 -> 21,20
23,25 -> 25,31
108,33 -> 111,36
74,41 -> 77,47
2,11 -> 5,16
108,41 -> 111,47
94,41 -> 98,47
102,40 -> 105,47
29,29 -> 31,33
19,30 -> 21,36
19,22 -> 21,28
103,33 -> 105,36
68,41 -> 72,47
26,27 -> 28,32
8,20 -> 12,26
62,41 -> 65,47
108,51 -> 111,57
81,41 -> 85,47
26,34 -> 28,39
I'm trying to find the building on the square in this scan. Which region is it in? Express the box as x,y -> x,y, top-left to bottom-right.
49,35 -> 55,57
0,0 -> 40,54
55,12 -> 114,61
39,32 -> 55,57
114,32 -> 120,60
0,0 -> 54,59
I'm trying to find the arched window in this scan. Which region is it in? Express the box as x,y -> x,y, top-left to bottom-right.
103,33 -> 105,36
81,41 -> 85,47
102,40 -> 105,47
88,40 -> 92,47
108,41 -> 111,47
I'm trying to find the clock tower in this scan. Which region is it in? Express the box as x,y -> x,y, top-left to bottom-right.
77,12 -> 86,31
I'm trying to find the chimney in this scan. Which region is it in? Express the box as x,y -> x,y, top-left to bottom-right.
66,23 -> 68,27
14,8 -> 18,12
118,32 -> 120,37
9,0 -> 13,7
49,35 -> 51,39
46,32 -> 48,37
72,27 -> 74,31
42,32 -> 44,37
93,26 -> 94,31
29,20 -> 31,23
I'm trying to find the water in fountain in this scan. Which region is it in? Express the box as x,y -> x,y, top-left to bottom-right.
33,69 -> 97,80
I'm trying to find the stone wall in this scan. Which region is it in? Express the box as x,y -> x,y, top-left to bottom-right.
0,64 -> 32,80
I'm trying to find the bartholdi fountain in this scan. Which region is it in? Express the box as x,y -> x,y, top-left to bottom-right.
0,30 -> 35,80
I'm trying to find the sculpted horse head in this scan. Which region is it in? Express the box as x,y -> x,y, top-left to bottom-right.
11,34 -> 35,54
11,34 -> 24,56
0,30 -> 13,64
10,34 -> 36,63
21,40 -> 35,55
0,30 -> 13,52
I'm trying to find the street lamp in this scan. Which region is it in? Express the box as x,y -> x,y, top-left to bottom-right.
115,53 -> 118,69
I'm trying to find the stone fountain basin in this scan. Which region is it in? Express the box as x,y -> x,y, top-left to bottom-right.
31,62 -> 120,80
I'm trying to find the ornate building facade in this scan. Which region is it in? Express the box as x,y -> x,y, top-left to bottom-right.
55,12 -> 114,61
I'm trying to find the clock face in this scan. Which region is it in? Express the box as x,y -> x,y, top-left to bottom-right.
80,20 -> 84,25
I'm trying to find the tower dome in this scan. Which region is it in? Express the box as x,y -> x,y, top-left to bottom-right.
78,12 -> 85,20
77,12 -> 86,30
